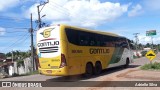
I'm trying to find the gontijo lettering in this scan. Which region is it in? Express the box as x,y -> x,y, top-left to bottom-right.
90,48 -> 110,54
37,41 -> 59,47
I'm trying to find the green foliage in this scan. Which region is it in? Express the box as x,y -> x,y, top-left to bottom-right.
141,51 -> 147,57
158,44 -> 160,52
17,59 -> 24,67
141,62 -> 160,70
19,70 -> 39,76
5,50 -> 31,60
130,41 -> 160,51
133,55 -> 138,59
0,62 -> 3,65
25,70 -> 39,75
133,55 -> 136,59
5,52 -> 12,57
12,71 -> 39,77
145,43 -> 151,48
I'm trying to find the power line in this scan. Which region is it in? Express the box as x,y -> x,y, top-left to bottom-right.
0,16 -> 29,21
49,1 -> 70,12
33,23 -> 38,31
0,27 -> 29,29
0,32 -> 30,37
48,2 -> 70,16
47,1 -> 88,25
133,33 -> 139,53
23,36 -> 31,46
0,35 -> 29,37
47,4 -> 85,22
37,0 -> 49,28
49,1 -> 87,20
0,31 -> 28,33
2,35 -> 30,52
0,33 -> 30,52
46,5 -> 70,16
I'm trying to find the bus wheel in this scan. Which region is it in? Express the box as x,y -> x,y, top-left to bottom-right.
94,62 -> 102,75
124,58 -> 130,68
84,63 -> 93,77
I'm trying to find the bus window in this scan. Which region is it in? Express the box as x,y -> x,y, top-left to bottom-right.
117,38 -> 128,48
65,28 -> 78,45
89,33 -> 96,46
79,32 -> 89,46
95,34 -> 101,46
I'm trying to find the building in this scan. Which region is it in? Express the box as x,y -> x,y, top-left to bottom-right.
0,53 -> 5,61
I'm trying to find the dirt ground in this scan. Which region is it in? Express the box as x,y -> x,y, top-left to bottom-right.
1,53 -> 160,90
81,53 -> 160,90
85,55 -> 160,90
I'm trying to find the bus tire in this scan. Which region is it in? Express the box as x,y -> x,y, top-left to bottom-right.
124,58 -> 130,68
84,63 -> 93,77
94,62 -> 102,75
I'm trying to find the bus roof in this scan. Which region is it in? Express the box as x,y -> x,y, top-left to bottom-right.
47,24 -> 124,38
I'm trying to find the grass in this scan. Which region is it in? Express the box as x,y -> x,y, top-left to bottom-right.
133,55 -> 140,59
12,70 -> 39,77
25,70 -> 39,75
0,62 -> 3,65
20,70 -> 39,76
141,62 -> 160,70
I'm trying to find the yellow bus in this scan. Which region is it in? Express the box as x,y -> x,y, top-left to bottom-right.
36,24 -> 134,76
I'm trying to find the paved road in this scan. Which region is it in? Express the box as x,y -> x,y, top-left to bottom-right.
0,53 -> 160,90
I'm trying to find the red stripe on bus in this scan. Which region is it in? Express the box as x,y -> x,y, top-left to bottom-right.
39,38 -> 56,42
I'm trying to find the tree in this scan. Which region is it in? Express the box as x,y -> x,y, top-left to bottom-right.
145,43 -> 151,48
138,43 -> 144,50
5,50 -> 31,60
6,52 -> 12,57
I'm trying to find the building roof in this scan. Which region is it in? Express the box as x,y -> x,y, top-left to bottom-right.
0,53 -> 5,61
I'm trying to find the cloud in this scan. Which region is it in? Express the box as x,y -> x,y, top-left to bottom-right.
0,0 -> 20,11
25,0 -> 130,27
0,27 -> 6,36
128,4 -> 143,17
143,0 -> 160,11
138,34 -> 160,44
138,35 -> 151,44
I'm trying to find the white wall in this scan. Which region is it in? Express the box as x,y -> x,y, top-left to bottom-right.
7,58 -> 33,76
8,65 -> 14,76
24,58 -> 32,73
18,65 -> 25,75
13,62 -> 18,74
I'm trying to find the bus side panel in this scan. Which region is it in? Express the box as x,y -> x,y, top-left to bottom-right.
102,47 -> 115,69
67,44 -> 88,75
107,39 -> 134,68
67,43 -> 115,75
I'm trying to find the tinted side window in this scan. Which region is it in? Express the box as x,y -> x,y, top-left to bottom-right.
116,38 -> 128,48
65,28 -> 78,45
79,31 -> 96,46
65,28 -> 97,46
65,28 -> 121,47
102,35 -> 116,47
79,32 -> 89,46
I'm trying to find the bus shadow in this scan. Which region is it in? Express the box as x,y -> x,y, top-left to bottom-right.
46,65 -> 140,82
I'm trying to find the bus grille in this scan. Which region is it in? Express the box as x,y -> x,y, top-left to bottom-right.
39,46 -> 58,53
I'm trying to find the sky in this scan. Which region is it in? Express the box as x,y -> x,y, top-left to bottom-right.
0,0 -> 160,53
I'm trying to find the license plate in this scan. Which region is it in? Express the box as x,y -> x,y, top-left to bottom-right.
46,70 -> 52,73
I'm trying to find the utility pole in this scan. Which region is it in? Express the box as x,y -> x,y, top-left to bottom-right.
37,0 -> 49,29
12,50 -> 13,63
30,13 -> 34,71
151,36 -> 154,49
133,33 -> 139,54
37,5 -> 41,29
